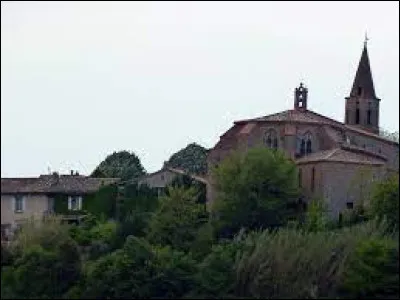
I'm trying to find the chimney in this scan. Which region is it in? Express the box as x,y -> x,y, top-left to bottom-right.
70,170 -> 74,176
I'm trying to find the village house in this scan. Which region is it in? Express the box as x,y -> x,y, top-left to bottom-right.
138,167 -> 208,197
206,41 -> 399,218
1,171 -> 119,240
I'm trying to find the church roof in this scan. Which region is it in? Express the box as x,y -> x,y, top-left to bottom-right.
349,44 -> 378,99
295,144 -> 387,165
234,109 -> 398,145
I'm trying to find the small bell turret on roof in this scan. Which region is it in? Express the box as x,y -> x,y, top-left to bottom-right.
294,82 -> 308,111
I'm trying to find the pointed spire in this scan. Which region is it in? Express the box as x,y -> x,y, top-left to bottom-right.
349,37 -> 377,99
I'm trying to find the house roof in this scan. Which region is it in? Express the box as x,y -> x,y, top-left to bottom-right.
1,175 -> 119,195
137,167 -> 208,185
233,109 -> 398,146
295,144 -> 387,165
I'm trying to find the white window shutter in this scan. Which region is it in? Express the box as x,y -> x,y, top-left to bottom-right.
68,196 -> 72,210
78,196 -> 82,210
12,197 -> 16,212
22,196 -> 26,212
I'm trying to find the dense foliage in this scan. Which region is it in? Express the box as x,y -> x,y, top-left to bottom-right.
147,187 -> 209,252
164,142 -> 208,175
211,147 -> 299,238
2,148 -> 399,299
91,150 -> 146,181
369,173 -> 399,230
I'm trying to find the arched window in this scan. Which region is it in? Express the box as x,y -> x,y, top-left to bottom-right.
300,140 -> 306,156
304,132 -> 312,154
264,129 -> 278,149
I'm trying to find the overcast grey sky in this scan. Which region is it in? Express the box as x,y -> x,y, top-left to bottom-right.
1,1 -> 399,177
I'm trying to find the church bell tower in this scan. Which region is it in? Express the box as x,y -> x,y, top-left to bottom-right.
344,36 -> 380,134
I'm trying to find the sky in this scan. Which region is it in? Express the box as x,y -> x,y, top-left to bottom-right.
1,1 -> 399,177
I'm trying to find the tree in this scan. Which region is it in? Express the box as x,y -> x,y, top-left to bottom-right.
379,129 -> 399,143
91,150 -> 146,181
369,173 -> 399,230
2,217 -> 81,299
164,143 -> 208,175
211,147 -> 299,238
146,186 -> 209,252
81,236 -> 197,299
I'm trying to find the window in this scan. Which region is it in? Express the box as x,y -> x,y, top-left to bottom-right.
355,108 -> 360,124
311,167 -> 315,192
367,109 -> 371,125
304,132 -> 312,154
68,196 -> 82,211
346,202 -> 354,209
14,195 -> 24,213
300,140 -> 306,156
357,87 -> 362,96
264,129 -> 278,149
306,139 -> 312,154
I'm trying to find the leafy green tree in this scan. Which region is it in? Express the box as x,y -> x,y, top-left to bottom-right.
369,173 -> 399,230
169,174 -> 207,204
2,218 -> 81,299
188,240 -> 243,298
82,236 -> 197,299
91,150 -> 146,181
147,186 -> 208,252
114,183 -> 159,245
164,142 -> 208,175
211,147 -> 299,238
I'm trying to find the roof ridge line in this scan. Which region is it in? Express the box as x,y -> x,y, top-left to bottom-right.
326,148 -> 341,159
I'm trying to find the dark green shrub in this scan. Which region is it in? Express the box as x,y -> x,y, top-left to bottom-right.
340,237 -> 399,299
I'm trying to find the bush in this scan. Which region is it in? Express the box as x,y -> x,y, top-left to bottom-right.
369,173 -> 399,230
233,221 -> 389,299
340,237 -> 399,299
82,236 -> 197,299
2,218 -> 81,299
189,239 -> 243,298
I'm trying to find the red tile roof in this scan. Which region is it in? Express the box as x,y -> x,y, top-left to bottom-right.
295,145 -> 387,165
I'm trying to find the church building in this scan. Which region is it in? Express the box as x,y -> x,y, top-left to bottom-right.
206,41 -> 399,218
